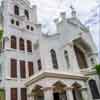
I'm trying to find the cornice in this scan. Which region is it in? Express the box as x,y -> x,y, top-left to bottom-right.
25,71 -> 88,87
12,0 -> 31,8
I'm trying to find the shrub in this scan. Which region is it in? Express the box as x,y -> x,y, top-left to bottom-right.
0,30 -> 3,48
95,64 -> 100,75
0,30 -> 3,40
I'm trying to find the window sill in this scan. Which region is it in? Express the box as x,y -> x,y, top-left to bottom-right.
6,77 -> 27,81
6,77 -> 18,81
27,52 -> 33,55
19,50 -> 26,53
8,48 -> 17,52
20,78 -> 26,81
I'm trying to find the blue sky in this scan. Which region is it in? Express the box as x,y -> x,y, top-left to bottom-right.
0,0 -> 100,52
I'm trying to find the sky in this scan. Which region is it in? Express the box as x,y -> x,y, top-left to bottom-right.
29,0 -> 100,52
0,0 -> 100,53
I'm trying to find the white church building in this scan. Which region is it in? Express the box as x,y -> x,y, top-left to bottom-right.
0,0 -> 100,100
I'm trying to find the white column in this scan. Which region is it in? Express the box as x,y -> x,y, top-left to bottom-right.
67,88 -> 74,100
26,60 -> 29,78
44,87 -> 54,100
17,37 -> 20,79
17,37 -> 19,52
24,39 -> 29,78
85,82 -> 93,100
4,36 -> 10,49
31,96 -> 34,100
18,88 -> 21,100
24,39 -> 27,53
17,59 -> 20,79
28,95 -> 34,100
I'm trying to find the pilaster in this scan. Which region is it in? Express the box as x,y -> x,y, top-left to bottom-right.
65,87 -> 74,100
43,87 -> 54,100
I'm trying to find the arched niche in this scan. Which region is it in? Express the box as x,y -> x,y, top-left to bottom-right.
31,85 -> 44,100
53,81 -> 67,100
72,82 -> 83,100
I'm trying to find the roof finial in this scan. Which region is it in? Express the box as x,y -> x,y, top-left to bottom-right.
70,5 -> 76,17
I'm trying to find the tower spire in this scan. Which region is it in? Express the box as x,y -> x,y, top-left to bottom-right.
70,5 -> 76,17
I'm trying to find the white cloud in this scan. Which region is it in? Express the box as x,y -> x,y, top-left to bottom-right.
29,0 -> 99,50
0,0 -> 99,51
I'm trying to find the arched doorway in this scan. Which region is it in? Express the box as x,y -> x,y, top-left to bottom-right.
89,79 -> 100,99
72,82 -> 83,100
53,81 -> 67,100
31,85 -> 44,100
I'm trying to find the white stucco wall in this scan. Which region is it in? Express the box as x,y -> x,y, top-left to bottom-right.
0,0 -> 99,100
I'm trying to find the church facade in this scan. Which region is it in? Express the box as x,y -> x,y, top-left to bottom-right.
0,0 -> 100,100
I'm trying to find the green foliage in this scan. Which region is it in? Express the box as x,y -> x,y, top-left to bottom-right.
0,41 -> 2,48
95,64 -> 100,75
0,30 -> 3,48
0,89 -> 5,100
0,30 -> 3,41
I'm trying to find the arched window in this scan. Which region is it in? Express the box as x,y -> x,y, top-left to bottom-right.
50,49 -> 58,69
11,36 -> 17,49
64,50 -> 70,68
27,40 -> 32,52
19,38 -> 25,51
31,26 -> 34,31
74,45 -> 88,69
16,21 -> 20,26
90,58 -> 95,65
14,5 -> 19,16
37,59 -> 42,71
11,19 -> 14,24
24,9 -> 29,20
89,79 -> 100,99
26,25 -> 30,30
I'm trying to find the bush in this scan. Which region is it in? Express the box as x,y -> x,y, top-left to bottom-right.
0,30 -> 3,40
95,64 -> 100,75
0,30 -> 3,48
